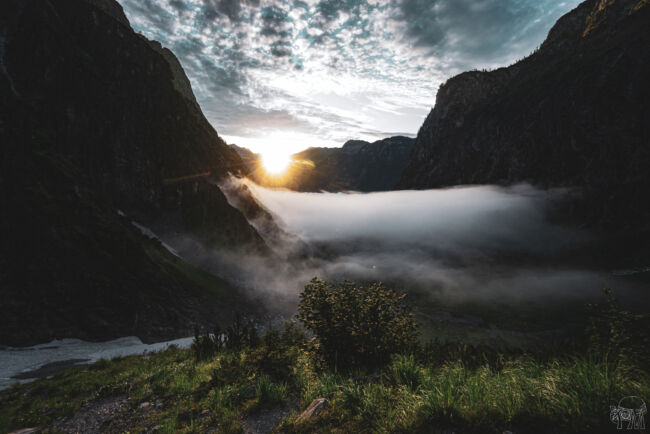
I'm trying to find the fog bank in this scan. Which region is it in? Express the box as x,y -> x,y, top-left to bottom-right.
245,182 -> 581,256
165,179 -> 645,318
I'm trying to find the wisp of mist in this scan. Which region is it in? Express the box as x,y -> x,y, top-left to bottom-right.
166,178 -> 642,315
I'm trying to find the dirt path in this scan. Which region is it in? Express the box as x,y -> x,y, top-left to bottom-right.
53,396 -> 129,433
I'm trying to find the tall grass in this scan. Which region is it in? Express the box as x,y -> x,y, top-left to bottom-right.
1,288 -> 647,433
1,342 -> 646,433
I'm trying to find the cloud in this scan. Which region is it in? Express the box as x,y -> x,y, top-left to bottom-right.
391,0 -> 576,68
245,182 -> 582,254
117,0 -> 582,154
200,0 -> 261,22
218,107 -> 315,137
120,0 -> 178,34
157,180 -> 646,322
169,0 -> 189,13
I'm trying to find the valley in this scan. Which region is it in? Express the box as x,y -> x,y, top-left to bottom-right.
0,0 -> 648,432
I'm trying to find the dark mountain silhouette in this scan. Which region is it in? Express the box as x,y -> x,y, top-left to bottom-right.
234,136 -> 415,192
398,0 -> 650,242
0,0 -> 273,345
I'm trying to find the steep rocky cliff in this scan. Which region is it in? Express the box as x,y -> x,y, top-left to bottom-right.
399,0 -> 650,233
237,136 -> 415,192
0,0 -> 270,345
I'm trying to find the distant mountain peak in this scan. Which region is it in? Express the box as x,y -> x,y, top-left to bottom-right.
241,136 -> 415,192
341,139 -> 369,154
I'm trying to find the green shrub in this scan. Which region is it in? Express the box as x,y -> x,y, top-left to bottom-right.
224,313 -> 259,352
210,353 -> 254,389
253,322 -> 306,381
255,375 -> 288,407
297,278 -> 419,369
391,355 -> 424,391
587,288 -> 650,372
191,324 -> 223,361
191,313 -> 260,361
341,383 -> 364,411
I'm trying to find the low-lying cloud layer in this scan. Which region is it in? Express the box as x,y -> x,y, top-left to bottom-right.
117,0 -> 581,153
162,181 -> 644,323
247,183 -> 579,255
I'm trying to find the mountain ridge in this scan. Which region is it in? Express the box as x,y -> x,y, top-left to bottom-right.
0,0 -> 273,345
398,0 -> 650,235
234,136 -> 415,192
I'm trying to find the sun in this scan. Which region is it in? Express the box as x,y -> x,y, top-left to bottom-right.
261,151 -> 291,174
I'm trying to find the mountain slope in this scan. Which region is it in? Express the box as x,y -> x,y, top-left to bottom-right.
236,136 -> 415,192
398,0 -> 650,232
0,0 -> 269,345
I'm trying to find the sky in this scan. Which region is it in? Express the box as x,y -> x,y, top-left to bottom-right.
118,0 -> 581,155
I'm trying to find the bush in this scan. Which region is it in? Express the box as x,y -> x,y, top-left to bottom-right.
254,321 -> 306,381
391,355 -> 424,391
191,324 -> 223,362
587,288 -> 650,372
255,375 -> 288,407
191,313 -> 259,361
224,313 -> 259,352
297,278 -> 419,369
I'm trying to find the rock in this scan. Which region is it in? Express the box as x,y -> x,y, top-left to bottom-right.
139,402 -> 151,409
81,0 -> 131,28
177,409 -> 198,424
0,0 -> 271,348
177,410 -> 191,423
295,398 -> 328,423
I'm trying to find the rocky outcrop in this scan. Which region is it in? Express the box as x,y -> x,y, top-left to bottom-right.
230,144 -> 259,171
295,398 -> 328,423
81,0 -> 131,27
2,0 -> 267,250
147,40 -> 200,109
0,0 -> 269,345
399,0 -> 650,234
237,136 -> 415,192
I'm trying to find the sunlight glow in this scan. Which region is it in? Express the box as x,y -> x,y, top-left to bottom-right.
261,151 -> 291,174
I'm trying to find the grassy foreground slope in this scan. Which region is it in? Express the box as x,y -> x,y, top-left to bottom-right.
1,343 -> 647,433
1,282 -> 647,433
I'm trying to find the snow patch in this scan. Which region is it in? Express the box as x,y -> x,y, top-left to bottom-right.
131,221 -> 181,258
611,266 -> 650,276
0,336 -> 193,390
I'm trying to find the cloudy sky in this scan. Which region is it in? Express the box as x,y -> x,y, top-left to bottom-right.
118,0 -> 580,155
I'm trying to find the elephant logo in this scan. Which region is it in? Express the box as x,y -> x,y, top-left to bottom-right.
610,396 -> 646,430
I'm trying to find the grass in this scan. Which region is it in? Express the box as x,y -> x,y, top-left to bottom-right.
282,355 -> 647,433
1,337 -> 647,433
143,243 -> 237,300
256,375 -> 289,407
1,286 -> 646,433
